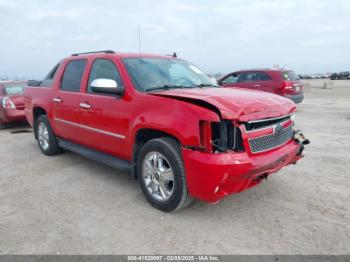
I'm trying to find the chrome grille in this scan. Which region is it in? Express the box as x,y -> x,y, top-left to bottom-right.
249,124 -> 293,153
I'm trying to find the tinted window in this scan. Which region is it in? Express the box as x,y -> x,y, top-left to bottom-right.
61,60 -> 87,92
282,70 -> 299,81
259,72 -> 272,81
222,73 -> 240,84
87,59 -> 123,93
41,63 -> 60,87
238,72 -> 259,82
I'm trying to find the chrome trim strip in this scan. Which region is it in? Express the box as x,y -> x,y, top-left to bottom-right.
247,122 -> 292,140
243,118 -> 291,134
247,114 -> 291,124
54,117 -> 126,139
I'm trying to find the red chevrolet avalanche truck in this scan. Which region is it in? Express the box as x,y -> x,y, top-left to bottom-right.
24,51 -> 309,212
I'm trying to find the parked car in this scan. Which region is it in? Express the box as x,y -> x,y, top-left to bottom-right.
330,71 -> 350,80
0,81 -> 27,128
24,51 -> 309,212
218,69 -> 304,103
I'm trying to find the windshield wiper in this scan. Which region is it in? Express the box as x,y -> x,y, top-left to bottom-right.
194,83 -> 219,88
146,85 -> 186,92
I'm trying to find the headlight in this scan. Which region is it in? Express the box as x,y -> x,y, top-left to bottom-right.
290,113 -> 296,122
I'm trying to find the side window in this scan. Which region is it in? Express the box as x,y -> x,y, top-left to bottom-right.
259,72 -> 272,81
61,60 -> 87,92
87,59 -> 123,93
238,72 -> 258,82
222,73 -> 240,84
41,63 -> 60,87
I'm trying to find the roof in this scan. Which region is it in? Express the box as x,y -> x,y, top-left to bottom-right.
68,50 -> 177,60
235,68 -> 288,72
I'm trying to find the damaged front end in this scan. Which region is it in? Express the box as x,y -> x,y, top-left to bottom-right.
183,114 -> 310,203
201,114 -> 309,156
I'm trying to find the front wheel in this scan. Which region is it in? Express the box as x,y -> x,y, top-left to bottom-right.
137,138 -> 193,212
35,115 -> 62,156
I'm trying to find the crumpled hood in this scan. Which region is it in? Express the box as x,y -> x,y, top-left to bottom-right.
151,87 -> 296,121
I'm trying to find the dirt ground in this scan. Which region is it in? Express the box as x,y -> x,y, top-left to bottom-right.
0,79 -> 349,254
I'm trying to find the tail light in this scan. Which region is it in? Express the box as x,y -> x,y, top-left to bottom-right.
282,81 -> 293,90
2,97 -> 15,109
199,120 -> 212,152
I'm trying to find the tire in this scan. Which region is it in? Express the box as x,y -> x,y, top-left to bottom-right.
35,115 -> 62,156
137,137 -> 193,212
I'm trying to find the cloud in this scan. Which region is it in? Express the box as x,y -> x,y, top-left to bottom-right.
0,0 -> 17,7
28,10 -> 80,21
0,0 -> 349,78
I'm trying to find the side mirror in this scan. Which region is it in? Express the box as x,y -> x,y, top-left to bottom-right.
91,78 -> 124,95
28,80 -> 42,87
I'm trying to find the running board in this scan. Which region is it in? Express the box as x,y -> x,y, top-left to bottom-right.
58,139 -> 132,172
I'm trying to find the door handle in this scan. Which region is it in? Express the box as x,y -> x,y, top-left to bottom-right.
253,84 -> 260,87
80,102 -> 92,109
53,97 -> 62,103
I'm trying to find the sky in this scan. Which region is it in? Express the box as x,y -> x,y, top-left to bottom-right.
0,0 -> 349,79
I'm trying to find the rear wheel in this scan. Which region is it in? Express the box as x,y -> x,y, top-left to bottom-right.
137,137 -> 193,212
35,115 -> 62,155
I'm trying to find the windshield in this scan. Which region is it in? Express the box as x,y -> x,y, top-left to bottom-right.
4,84 -> 25,95
282,70 -> 299,81
122,57 -> 216,92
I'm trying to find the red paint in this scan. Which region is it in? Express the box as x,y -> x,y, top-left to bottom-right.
24,53 -> 306,203
0,81 -> 27,125
219,69 -> 304,104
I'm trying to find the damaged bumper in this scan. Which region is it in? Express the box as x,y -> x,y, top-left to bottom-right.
182,130 -> 309,203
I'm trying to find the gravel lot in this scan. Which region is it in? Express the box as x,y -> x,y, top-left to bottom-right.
0,80 -> 349,255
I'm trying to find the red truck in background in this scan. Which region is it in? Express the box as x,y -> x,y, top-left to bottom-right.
218,69 -> 304,104
24,51 -> 309,212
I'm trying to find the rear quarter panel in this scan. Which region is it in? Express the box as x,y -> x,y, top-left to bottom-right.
24,86 -> 53,127
269,71 -> 285,95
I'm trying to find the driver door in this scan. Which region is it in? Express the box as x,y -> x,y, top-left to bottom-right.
77,58 -> 130,159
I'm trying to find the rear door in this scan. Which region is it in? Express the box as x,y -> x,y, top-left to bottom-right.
77,57 -> 130,159
51,59 -> 87,142
253,71 -> 276,93
236,71 -> 260,90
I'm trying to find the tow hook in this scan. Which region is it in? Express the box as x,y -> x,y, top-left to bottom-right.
294,129 -> 310,156
294,129 -> 310,145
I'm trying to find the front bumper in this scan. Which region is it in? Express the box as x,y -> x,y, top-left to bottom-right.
182,133 -> 307,203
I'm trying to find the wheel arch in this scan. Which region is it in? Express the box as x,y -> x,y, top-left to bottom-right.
33,107 -> 47,139
132,128 -> 181,179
